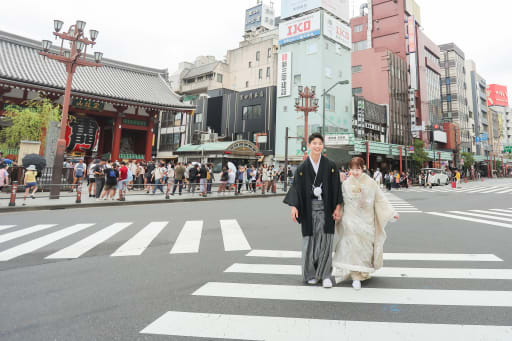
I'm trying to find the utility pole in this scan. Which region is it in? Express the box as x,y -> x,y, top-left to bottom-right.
284,127 -> 289,192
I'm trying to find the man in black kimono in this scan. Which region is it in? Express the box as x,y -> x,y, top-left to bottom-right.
284,133 -> 343,288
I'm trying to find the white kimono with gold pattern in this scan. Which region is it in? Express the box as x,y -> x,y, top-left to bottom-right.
332,173 -> 396,282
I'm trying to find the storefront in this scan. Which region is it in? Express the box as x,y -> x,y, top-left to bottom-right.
0,30 -> 192,162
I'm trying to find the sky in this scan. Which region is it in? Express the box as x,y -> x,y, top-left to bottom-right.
1,0 -> 510,91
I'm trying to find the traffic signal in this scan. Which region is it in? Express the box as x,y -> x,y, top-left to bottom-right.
301,140 -> 307,152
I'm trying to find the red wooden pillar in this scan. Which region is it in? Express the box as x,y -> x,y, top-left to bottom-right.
111,114 -> 122,161
98,122 -> 105,157
366,141 -> 370,168
112,105 -> 128,161
145,112 -> 156,162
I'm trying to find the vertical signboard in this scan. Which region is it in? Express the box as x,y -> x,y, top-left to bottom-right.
277,52 -> 292,97
407,16 -> 416,53
323,12 -> 351,49
279,12 -> 321,45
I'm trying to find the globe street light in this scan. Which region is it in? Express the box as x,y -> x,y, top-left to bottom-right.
39,20 -> 104,199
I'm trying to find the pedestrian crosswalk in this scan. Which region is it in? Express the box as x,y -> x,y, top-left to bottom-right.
406,184 -> 512,194
0,219 -> 251,262
427,208 -> 512,229
141,249 -> 512,340
383,193 -> 421,213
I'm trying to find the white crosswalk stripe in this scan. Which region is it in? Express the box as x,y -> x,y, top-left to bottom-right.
405,184 -> 512,195
193,282 -> 512,307
46,223 -> 133,259
427,209 -> 512,229
0,225 -> 16,232
383,193 -> 421,213
140,311 -> 512,341
0,224 -> 95,261
225,263 -> 512,280
112,222 -> 168,257
169,220 -> 203,254
0,224 -> 56,244
245,249 -> 504,261
220,219 -> 251,251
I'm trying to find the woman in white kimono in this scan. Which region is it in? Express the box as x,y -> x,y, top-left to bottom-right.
332,157 -> 399,290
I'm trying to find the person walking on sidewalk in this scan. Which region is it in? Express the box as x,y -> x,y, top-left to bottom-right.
166,163 -> 175,196
235,165 -> 244,195
199,163 -> 208,197
117,161 -> 128,200
72,159 -> 86,192
101,164 -> 119,200
151,163 -> 165,194
22,165 -> 38,206
93,159 -> 106,199
0,162 -> 9,191
172,162 -> 186,195
87,160 -> 97,197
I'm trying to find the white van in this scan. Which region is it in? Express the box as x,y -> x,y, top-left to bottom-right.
421,168 -> 450,186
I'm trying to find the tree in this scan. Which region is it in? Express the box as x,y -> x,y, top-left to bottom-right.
0,98 -> 61,152
461,152 -> 474,172
411,138 -> 429,173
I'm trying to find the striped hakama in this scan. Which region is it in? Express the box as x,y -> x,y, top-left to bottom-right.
302,200 -> 333,282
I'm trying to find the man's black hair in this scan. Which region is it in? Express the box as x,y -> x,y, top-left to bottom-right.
308,132 -> 324,144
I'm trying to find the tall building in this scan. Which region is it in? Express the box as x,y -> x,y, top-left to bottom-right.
350,0 -> 444,151
275,1 -> 353,162
439,43 -> 472,153
159,1 -> 279,162
487,84 -> 509,157
465,60 -> 490,156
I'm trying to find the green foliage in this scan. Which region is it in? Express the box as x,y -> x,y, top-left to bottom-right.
461,152 -> 474,171
0,98 -> 61,150
411,139 -> 429,172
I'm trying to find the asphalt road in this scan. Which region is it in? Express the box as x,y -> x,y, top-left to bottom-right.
1,181 -> 512,340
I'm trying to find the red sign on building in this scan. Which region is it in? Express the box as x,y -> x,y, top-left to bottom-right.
487,84 -> 508,107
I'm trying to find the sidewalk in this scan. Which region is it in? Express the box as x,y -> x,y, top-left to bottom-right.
0,185 -> 286,212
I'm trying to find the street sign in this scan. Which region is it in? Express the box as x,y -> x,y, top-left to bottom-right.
408,146 -> 414,152
504,146 -> 512,153
325,134 -> 350,146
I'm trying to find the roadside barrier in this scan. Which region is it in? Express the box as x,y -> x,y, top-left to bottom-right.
8,181 -> 17,206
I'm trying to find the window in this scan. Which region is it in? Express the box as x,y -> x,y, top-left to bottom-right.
352,87 -> 363,95
174,112 -> 182,126
259,69 -> 263,79
266,67 -> 271,78
242,105 -> 262,120
446,94 -> 452,102
283,105 -> 288,112
195,113 -> 203,123
325,94 -> 335,112
445,77 -> 450,85
246,81 -> 249,88
354,24 -> 363,32
294,74 -> 301,84
352,40 -> 368,52
248,61 -> 252,68
267,48 -> 272,58
256,51 -> 260,61
217,74 -> 223,83
352,65 -> 363,73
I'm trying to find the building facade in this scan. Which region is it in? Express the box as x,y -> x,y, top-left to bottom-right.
466,60 -> 490,156
0,30 -> 191,163
439,43 -> 472,153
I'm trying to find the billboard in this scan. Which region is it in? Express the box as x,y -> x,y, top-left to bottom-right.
486,84 -> 508,107
277,52 -> 292,97
281,0 -> 349,23
279,12 -> 321,45
323,12 -> 351,49
433,130 -> 447,143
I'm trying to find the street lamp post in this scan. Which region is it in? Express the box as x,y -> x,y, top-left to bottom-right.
295,86 -> 319,159
40,20 -> 103,199
322,80 -> 349,136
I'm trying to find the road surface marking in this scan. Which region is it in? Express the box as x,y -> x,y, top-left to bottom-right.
46,222 -> 132,259
225,263 -> 512,280
140,311 -> 512,341
0,224 -> 56,244
111,222 -> 168,257
490,208 -> 512,213
0,224 -> 95,261
220,219 -> 251,251
0,225 -> 16,232
193,282 -> 512,307
470,210 -> 512,217
427,212 -> 512,229
170,220 -> 203,254
246,249 -> 503,261
448,211 -> 512,222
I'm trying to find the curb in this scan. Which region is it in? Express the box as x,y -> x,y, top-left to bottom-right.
0,192 -> 286,213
